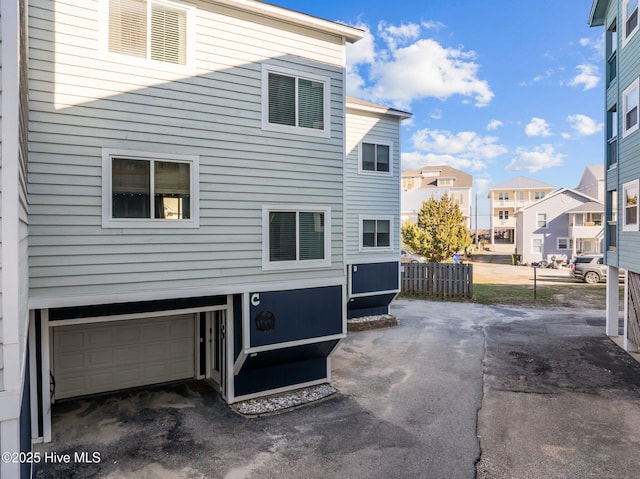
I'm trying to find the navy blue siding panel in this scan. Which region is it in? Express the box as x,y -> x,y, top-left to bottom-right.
20,346 -> 32,479
249,286 -> 342,348
234,341 -> 338,397
350,262 -> 399,295
234,294 -> 243,361
347,293 -> 396,319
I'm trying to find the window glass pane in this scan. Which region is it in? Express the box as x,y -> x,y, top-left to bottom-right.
362,143 -> 375,171
112,158 -> 150,218
626,85 -> 639,129
376,220 -> 390,247
299,212 -> 324,260
154,161 -> 190,219
377,145 -> 390,172
150,5 -> 187,64
297,78 -> 324,130
363,220 -> 376,247
268,73 -> 296,126
269,212 -> 296,261
627,0 -> 638,35
109,0 -> 147,58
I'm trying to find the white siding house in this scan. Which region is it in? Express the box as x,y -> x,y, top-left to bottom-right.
1,0 -> 370,466
345,97 -> 411,319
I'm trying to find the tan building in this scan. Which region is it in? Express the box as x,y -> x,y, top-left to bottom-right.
401,165 -> 473,228
488,176 -> 556,244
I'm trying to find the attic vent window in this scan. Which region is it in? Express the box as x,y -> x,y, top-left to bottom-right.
109,0 -> 188,65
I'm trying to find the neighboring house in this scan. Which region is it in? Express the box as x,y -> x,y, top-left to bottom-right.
590,0 -> 640,354
576,164 -> 605,201
488,176 -> 556,244
1,0 -> 370,474
345,98 -> 412,319
401,165 -> 473,228
514,188 -> 604,265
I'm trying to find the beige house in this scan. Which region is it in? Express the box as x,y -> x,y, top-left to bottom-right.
488,176 -> 556,244
401,165 -> 473,228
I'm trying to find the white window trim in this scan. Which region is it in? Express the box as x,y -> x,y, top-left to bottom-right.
99,0 -> 196,72
261,63 -> 331,139
623,0 -> 639,46
358,140 -> 393,176
531,238 -> 543,254
358,215 -> 393,252
623,78 -> 639,137
557,237 -> 572,250
622,179 -> 639,232
262,204 -> 332,271
102,148 -> 200,228
537,213 -> 548,229
498,210 -> 509,220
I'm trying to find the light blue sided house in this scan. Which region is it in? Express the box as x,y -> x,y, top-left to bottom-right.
345,98 -> 412,319
590,0 -> 640,355
0,1 -> 410,475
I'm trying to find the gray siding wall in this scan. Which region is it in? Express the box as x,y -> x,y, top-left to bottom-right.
28,0 -> 350,303
345,107 -> 401,262
0,5 -> 4,391
518,191 -> 589,265
615,0 -> 640,271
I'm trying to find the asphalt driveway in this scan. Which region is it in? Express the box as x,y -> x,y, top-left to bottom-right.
34,299 -> 640,479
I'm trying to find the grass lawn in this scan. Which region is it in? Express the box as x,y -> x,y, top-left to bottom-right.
471,283 -> 609,308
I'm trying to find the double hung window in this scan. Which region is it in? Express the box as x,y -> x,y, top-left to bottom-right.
262,65 -> 330,137
263,206 -> 331,270
108,0 -> 190,65
360,218 -> 392,250
537,213 -> 548,228
360,142 -> 391,174
624,0 -> 639,43
531,238 -> 543,254
623,180 -> 639,231
623,79 -> 639,137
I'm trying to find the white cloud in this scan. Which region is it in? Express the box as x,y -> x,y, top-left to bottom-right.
430,109 -> 443,120
411,128 -> 507,160
568,64 -> 600,91
487,119 -> 503,131
525,118 -> 552,137
345,21 -> 493,108
401,151 -> 487,173
505,144 -> 565,173
566,114 -> 603,137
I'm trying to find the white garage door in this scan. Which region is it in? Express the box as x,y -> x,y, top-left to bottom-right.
53,314 -> 196,400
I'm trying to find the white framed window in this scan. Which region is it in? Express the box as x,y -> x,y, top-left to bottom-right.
531,238 -> 542,254
437,178 -> 454,187
106,0 -> 193,66
262,205 -> 331,270
537,213 -> 548,228
451,192 -> 464,206
623,79 -> 639,137
359,141 -> 392,175
498,210 -> 509,220
359,217 -> 392,251
102,149 -> 199,228
607,22 -> 618,86
624,0 -> 639,44
498,192 -> 509,201
534,191 -> 546,200
557,237 -> 573,250
608,106 -> 618,167
623,179 -> 639,231
261,64 -> 330,138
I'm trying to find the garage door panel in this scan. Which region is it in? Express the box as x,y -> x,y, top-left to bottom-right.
53,314 -> 196,400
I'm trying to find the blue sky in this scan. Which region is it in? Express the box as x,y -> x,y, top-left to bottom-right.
272,0 -> 605,228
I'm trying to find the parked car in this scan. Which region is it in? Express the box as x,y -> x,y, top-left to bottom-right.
401,250 -> 426,264
569,255 -> 623,284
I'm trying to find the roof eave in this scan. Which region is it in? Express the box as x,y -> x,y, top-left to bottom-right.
588,0 -> 608,26
215,0 -> 365,43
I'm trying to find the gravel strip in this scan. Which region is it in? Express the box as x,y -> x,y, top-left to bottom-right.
233,384 -> 338,416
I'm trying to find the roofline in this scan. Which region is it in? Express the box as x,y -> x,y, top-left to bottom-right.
346,98 -> 413,119
588,0 -> 608,26
515,187 -> 603,213
213,0 -> 365,43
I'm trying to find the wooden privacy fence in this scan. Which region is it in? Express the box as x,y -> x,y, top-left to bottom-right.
401,262 -> 473,299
